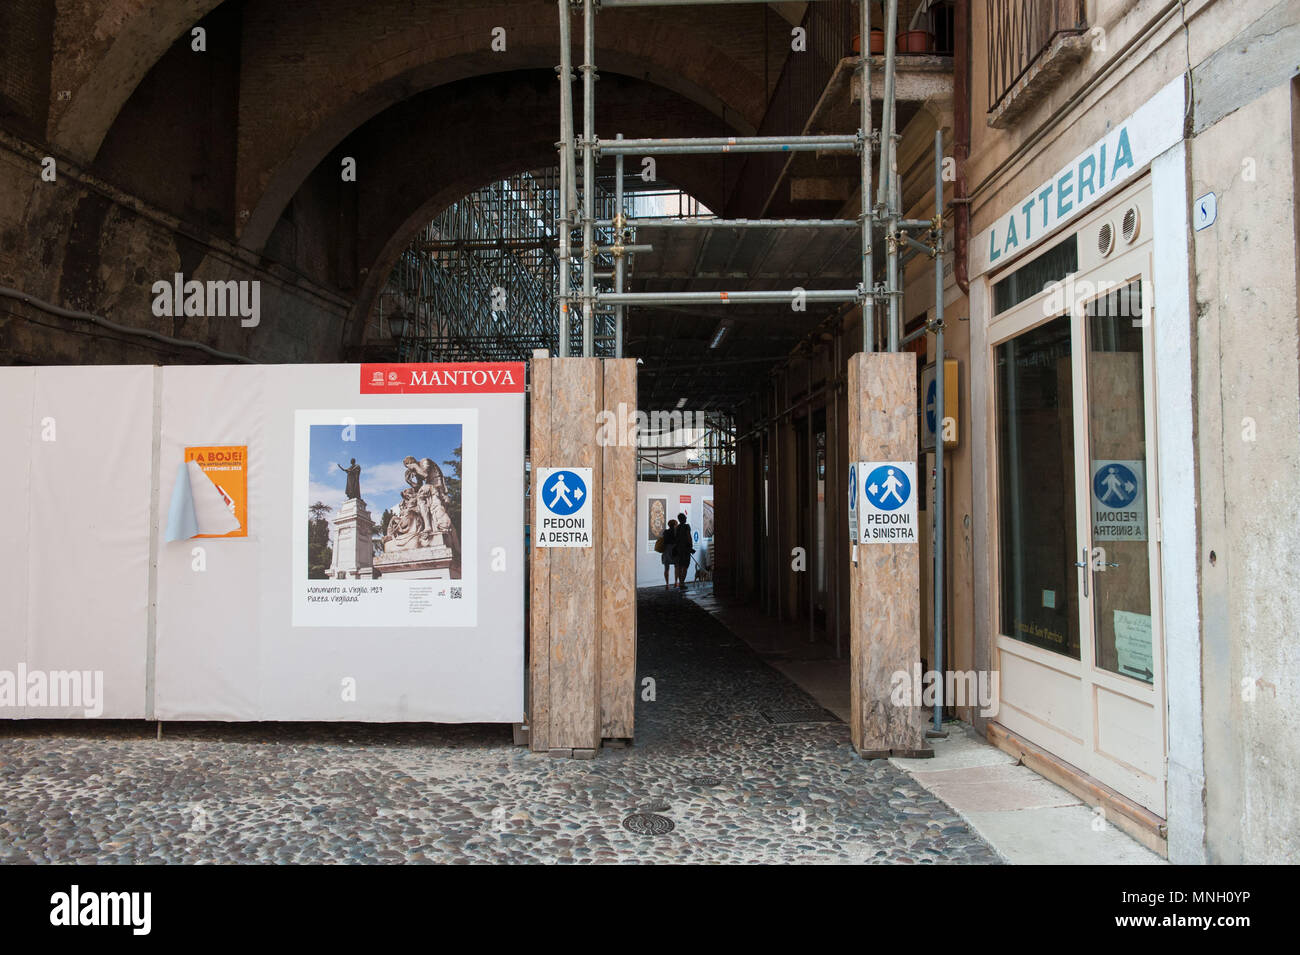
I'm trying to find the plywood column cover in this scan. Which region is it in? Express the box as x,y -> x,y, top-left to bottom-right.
530,356 -> 603,753
848,352 -> 928,757
600,358 -> 637,740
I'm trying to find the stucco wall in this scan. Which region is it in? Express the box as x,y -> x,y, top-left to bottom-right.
1191,79 -> 1300,864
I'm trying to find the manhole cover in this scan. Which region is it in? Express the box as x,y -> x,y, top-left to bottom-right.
622,813 -> 675,835
688,775 -> 722,787
760,707 -> 842,724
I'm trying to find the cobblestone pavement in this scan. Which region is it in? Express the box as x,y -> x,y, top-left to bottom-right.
0,589 -> 999,864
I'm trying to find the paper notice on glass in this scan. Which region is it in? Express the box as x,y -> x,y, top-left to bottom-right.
1113,610 -> 1154,682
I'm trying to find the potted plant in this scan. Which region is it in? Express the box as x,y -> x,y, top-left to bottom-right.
851,29 -> 886,55
851,2 -> 885,55
898,0 -> 938,54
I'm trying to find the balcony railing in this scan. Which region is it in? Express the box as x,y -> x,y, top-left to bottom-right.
986,0 -> 1086,115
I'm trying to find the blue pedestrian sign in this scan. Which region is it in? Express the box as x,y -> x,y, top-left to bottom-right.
542,469 -> 587,515
535,467 -> 593,547
858,461 -> 917,543
1090,459 -> 1146,541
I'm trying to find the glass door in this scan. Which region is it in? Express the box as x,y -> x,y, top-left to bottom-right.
1075,277 -> 1166,812
993,253 -> 1166,816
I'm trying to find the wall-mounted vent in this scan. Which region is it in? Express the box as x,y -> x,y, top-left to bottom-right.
1121,207 -> 1140,244
1097,221 -> 1115,257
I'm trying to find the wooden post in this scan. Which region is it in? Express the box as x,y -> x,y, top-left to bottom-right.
848,352 -> 929,757
600,359 -> 637,742
529,351 -> 553,751
529,354 -> 637,756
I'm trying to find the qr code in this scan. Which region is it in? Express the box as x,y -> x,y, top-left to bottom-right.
450,587 -> 462,599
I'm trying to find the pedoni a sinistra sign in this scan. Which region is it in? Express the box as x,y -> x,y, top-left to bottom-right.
970,77 -> 1184,278
361,362 -> 526,394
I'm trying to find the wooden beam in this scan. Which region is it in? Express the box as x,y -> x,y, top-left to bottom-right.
600,358 -> 637,741
528,350 -> 552,751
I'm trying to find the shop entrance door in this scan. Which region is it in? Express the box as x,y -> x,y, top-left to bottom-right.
991,226 -> 1167,815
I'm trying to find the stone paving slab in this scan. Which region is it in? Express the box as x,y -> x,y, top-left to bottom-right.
0,590 -> 1000,864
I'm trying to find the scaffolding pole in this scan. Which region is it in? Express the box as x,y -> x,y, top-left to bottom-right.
597,217 -> 860,229
599,289 -> 861,306
557,0 -> 575,357
581,0 -> 597,357
860,0 -> 875,354
881,0 -> 900,352
931,127 -> 946,735
614,133 -> 626,358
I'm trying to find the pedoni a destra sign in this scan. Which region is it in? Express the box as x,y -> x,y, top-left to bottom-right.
361,362 -> 526,394
970,77 -> 1184,277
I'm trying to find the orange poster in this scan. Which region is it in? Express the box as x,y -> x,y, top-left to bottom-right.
184,445 -> 249,538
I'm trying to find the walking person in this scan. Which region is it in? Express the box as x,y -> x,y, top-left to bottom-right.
659,519 -> 677,590
673,512 -> 695,590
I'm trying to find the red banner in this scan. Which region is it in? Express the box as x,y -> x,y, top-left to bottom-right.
360,362 -> 526,394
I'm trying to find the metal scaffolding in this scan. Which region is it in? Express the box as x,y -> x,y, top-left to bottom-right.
555,0 -> 944,360
378,168 -> 708,361
556,0 -> 950,729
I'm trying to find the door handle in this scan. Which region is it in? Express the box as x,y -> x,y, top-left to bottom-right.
1075,548 -> 1089,598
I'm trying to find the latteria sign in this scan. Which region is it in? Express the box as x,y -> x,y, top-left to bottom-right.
971,77 -> 1184,277
535,467 -> 593,547
857,461 -> 918,544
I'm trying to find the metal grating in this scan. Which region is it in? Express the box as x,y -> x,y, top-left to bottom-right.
622,812 -> 675,835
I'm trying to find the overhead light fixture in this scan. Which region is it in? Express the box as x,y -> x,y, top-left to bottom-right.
709,319 -> 732,349
388,314 -> 409,340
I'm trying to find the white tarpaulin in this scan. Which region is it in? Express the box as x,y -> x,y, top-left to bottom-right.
0,362 -> 526,723
0,366 -> 154,718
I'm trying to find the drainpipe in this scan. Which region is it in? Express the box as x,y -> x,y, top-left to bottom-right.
953,0 -> 970,295
932,129 -> 946,734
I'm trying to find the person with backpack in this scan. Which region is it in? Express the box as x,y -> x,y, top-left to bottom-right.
673,512 -> 695,590
658,518 -> 677,589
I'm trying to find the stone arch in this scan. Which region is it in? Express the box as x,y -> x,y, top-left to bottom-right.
49,0 -> 225,160
332,69 -> 736,354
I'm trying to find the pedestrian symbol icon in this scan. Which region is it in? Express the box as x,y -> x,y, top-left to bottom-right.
542,469 -> 587,516
536,467 -> 593,547
1090,459 -> 1147,542
1093,462 -> 1138,509
864,464 -> 911,511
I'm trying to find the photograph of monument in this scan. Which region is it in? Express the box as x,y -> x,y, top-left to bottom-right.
306,422 -> 463,580
646,496 -> 666,552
